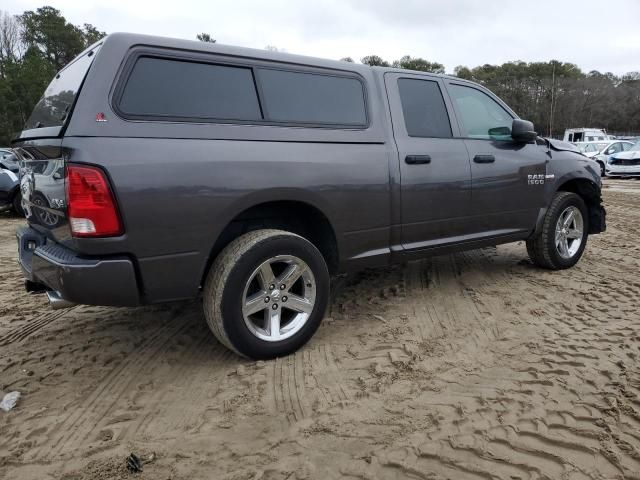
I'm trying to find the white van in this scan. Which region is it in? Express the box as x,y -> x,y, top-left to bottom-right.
564,128 -> 611,143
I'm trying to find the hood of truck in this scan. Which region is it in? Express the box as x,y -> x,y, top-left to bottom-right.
545,138 -> 582,154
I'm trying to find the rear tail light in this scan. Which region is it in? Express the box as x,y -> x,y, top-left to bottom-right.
66,164 -> 123,237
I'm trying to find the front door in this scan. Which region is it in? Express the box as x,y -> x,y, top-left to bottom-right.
444,80 -> 547,235
385,72 -> 472,250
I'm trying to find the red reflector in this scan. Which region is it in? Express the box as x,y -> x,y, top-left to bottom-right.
66,165 -> 123,237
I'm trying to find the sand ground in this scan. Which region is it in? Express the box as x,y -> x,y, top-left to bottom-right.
1,179 -> 639,480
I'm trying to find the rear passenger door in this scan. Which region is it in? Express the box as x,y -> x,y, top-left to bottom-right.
385,72 -> 472,250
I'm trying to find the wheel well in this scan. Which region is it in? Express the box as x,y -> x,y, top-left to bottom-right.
556,178 -> 605,233
203,201 -> 339,284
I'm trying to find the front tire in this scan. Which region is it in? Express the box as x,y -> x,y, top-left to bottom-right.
597,161 -> 605,177
203,229 -> 330,359
526,192 -> 588,270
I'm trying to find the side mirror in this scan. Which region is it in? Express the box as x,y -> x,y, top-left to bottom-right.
511,119 -> 537,143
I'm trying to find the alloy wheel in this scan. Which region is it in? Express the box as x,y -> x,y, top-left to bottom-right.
241,255 -> 316,342
555,206 -> 584,259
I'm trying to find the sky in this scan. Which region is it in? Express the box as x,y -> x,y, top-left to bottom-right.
4,0 -> 640,75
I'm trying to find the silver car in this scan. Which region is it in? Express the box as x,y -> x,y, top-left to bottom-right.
606,140 -> 640,177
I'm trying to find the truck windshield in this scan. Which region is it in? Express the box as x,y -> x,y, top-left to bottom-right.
24,45 -> 100,130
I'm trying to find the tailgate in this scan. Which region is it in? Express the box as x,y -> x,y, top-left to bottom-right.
11,44 -> 102,248
13,138 -> 71,247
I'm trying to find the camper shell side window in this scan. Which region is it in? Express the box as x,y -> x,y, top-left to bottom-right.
112,49 -> 370,130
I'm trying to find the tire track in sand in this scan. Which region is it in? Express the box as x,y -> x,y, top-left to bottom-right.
263,344 -> 351,422
0,306 -> 76,346
30,305 -> 191,461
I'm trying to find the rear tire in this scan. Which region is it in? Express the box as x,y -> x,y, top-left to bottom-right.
526,192 -> 588,270
203,229 -> 330,359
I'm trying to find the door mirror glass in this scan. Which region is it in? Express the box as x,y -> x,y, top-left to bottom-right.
511,119 -> 537,143
488,126 -> 512,140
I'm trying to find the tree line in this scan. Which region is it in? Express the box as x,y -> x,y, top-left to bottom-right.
0,7 -> 105,144
354,55 -> 640,138
1,6 -> 638,145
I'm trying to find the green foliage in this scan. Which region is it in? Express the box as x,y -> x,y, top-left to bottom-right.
22,7 -> 83,70
196,33 -> 216,43
0,48 -> 55,141
453,65 -> 472,79
82,23 -> 106,46
353,55 -> 639,135
452,60 -> 640,136
361,55 -> 389,67
0,7 -> 105,144
392,55 -> 445,74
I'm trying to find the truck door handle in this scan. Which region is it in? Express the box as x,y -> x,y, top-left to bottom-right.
405,155 -> 431,165
473,154 -> 495,163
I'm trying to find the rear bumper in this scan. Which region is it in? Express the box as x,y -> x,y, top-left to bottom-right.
17,226 -> 140,306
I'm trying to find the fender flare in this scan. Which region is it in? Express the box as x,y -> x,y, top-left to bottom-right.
212,187 -> 337,239
533,172 -> 604,236
199,188 -> 340,283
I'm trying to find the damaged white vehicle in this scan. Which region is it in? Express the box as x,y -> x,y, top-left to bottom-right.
606,140 -> 640,177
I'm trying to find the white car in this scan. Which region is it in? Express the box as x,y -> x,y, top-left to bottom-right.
606,140 -> 640,177
577,142 -> 608,157
578,141 -> 634,176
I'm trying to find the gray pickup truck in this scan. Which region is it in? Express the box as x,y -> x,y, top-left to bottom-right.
13,33 -> 605,359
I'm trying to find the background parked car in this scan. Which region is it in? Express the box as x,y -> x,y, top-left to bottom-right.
0,150 -> 23,215
1,148 -> 14,161
19,158 -> 64,227
606,140 -> 640,177
579,140 -> 635,176
577,142 -> 608,157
